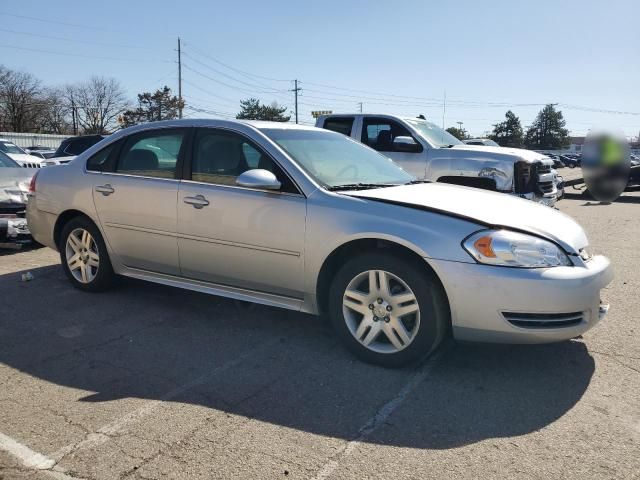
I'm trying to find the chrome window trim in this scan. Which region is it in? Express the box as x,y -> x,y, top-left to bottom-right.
97,171 -> 181,182
179,178 -> 304,198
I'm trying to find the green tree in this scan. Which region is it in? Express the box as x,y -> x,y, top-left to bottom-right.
489,110 -> 523,147
119,86 -> 184,128
446,126 -> 468,140
236,98 -> 290,122
524,104 -> 569,150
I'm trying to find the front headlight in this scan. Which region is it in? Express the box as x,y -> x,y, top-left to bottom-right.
462,229 -> 572,268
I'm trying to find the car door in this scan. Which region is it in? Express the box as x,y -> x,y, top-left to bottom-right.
360,117 -> 427,178
91,128 -> 188,276
177,127 -> 306,299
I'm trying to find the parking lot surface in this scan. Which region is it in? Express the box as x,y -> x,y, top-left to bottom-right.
1,189 -> 639,480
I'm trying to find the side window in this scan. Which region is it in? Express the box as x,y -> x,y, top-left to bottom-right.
191,128 -> 298,193
361,118 -> 420,153
115,130 -> 185,179
86,142 -> 118,172
323,117 -> 354,136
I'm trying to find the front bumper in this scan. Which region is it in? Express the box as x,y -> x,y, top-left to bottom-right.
428,255 -> 613,344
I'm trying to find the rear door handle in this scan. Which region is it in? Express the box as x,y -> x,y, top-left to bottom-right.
95,184 -> 115,196
183,194 -> 210,209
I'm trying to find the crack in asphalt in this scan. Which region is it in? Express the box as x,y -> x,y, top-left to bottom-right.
313,341 -> 455,480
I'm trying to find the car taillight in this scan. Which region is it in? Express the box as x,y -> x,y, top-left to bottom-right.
29,170 -> 39,193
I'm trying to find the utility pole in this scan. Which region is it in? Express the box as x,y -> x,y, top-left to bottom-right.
71,98 -> 77,135
290,80 -> 301,124
456,121 -> 463,131
357,102 -> 363,113
177,37 -> 183,119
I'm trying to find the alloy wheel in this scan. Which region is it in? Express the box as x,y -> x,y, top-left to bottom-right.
342,270 -> 421,354
65,228 -> 99,284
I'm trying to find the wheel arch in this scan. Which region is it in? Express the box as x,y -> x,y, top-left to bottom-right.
53,209 -> 98,249
315,237 -> 450,320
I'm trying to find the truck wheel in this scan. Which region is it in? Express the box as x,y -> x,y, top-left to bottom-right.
59,217 -> 115,292
328,252 -> 449,367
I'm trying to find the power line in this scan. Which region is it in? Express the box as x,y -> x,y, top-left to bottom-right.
0,43 -> 172,63
0,27 -> 157,50
182,52 -> 287,95
182,64 -> 291,103
182,41 -> 290,83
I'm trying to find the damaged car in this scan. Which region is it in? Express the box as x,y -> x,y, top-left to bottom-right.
27,120 -> 612,367
0,152 -> 35,247
316,114 -> 561,206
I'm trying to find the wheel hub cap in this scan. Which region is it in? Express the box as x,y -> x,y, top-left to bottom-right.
342,269 -> 421,354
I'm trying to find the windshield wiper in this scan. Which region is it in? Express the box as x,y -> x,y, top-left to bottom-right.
404,180 -> 431,185
327,183 -> 399,191
439,144 -> 456,148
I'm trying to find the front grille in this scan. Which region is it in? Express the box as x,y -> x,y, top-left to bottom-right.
537,164 -> 552,175
538,181 -> 555,194
503,311 -> 583,329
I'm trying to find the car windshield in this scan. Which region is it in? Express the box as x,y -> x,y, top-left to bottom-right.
0,151 -> 20,167
262,128 -> 414,188
404,119 -> 463,148
0,141 -> 26,155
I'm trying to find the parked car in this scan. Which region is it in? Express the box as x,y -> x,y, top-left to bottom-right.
464,138 -> 500,147
24,146 -> 57,159
0,151 -> 35,246
316,114 -> 560,206
542,153 -> 565,169
0,139 -> 43,168
52,135 -> 105,158
560,154 -> 579,168
27,120 -> 612,367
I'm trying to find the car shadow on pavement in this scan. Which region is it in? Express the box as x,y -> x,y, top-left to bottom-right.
0,264 -> 595,450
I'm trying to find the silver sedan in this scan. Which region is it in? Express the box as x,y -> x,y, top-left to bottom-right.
26,120 -> 613,367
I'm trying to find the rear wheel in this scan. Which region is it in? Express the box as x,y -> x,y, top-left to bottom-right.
328,253 -> 449,367
59,217 -> 115,292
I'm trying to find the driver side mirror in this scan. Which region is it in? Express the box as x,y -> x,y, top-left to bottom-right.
393,136 -> 421,153
236,169 -> 281,190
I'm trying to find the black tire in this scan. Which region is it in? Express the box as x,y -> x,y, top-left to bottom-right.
59,216 -> 115,292
328,252 -> 449,367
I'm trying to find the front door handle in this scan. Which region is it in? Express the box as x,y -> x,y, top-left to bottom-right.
183,194 -> 210,209
95,184 -> 115,196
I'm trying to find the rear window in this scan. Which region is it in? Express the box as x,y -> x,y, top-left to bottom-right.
322,117 -> 354,137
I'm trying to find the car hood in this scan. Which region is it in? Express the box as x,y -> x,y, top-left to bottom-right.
346,182 -> 588,252
449,144 -> 551,163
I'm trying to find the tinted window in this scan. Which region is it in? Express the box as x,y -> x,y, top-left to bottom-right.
116,130 -> 185,179
65,137 -> 103,156
191,128 -> 297,193
361,118 -> 421,153
86,142 -> 119,172
323,117 -> 354,136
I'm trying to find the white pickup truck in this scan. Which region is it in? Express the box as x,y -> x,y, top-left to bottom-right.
315,114 -> 562,205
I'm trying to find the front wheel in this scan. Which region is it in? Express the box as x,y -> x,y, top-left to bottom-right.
59,217 -> 115,292
328,253 -> 449,367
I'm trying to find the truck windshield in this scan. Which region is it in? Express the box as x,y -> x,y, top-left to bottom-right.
404,119 -> 463,148
262,128 -> 414,188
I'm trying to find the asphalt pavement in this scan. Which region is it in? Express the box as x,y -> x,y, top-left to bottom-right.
0,186 -> 638,480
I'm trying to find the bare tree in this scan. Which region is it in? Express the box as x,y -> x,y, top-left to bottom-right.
0,66 -> 43,132
67,77 -> 128,134
37,88 -> 72,134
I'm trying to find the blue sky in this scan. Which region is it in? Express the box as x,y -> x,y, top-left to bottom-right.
1,0 -> 639,137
